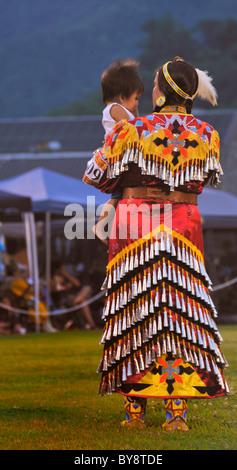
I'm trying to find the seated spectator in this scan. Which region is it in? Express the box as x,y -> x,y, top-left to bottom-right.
51,261 -> 96,330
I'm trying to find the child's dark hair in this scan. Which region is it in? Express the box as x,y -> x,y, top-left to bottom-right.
101,59 -> 144,103
156,57 -> 198,114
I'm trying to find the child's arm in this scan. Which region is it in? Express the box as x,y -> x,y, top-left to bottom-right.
110,104 -> 130,122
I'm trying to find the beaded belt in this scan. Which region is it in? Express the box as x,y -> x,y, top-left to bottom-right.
122,187 -> 198,205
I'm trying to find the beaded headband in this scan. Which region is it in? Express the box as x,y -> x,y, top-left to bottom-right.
163,61 -> 198,101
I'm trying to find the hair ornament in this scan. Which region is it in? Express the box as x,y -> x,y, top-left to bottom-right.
195,68 -> 218,106
163,61 -> 197,101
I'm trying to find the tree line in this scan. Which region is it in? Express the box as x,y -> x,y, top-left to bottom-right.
47,15 -> 237,116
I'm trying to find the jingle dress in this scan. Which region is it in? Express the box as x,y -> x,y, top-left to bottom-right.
83,108 -> 229,400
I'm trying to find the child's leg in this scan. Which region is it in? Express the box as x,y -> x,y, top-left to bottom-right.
93,198 -> 119,245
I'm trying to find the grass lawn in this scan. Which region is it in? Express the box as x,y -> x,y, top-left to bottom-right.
0,326 -> 236,451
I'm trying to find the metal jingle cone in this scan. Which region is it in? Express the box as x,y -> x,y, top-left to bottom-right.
188,349 -> 194,364
172,266 -> 177,284
139,352 -> 145,371
205,354 -> 211,372
171,335 -> 177,356
163,309 -> 168,327
177,244 -> 182,261
173,169 -> 178,187
156,339 -> 161,357
193,303 -> 199,322
186,323 -> 192,341
197,328 -> 203,346
192,326 -> 197,344
129,252 -> 134,271
110,295 -> 115,315
147,270 -> 151,289
175,292 -> 181,310
100,326 -> 108,345
138,151 -> 143,168
193,350 -> 199,367
138,276 -> 142,294
186,274 -> 191,292
177,269 -> 183,287
161,285 -> 167,303
193,351 -> 199,367
111,372 -> 116,392
158,313 -> 162,331
162,337 -> 167,355
151,343 -> 156,361
155,288 -> 159,307
161,163 -> 166,181
140,246 -> 144,265
145,243 -> 149,262
162,261 -> 168,278
182,272 -> 186,290
185,165 -> 190,182
134,355 -> 140,374
149,319 -> 153,338
150,241 -> 154,259
175,317 -> 181,335
169,313 -> 174,331
106,321 -> 112,341
150,296 -> 154,314
168,290 -> 173,307
132,330 -> 137,350
160,234 -> 165,252
181,295 -> 186,313
127,360 -> 132,376
113,318 -> 118,337
96,359 -> 103,374
122,362 -> 127,381
154,238 -> 159,256
179,169 -> 184,186
126,335 -> 131,355
177,340 -> 182,357
122,341 -> 127,358
103,352 -> 108,371
157,266 -> 162,281
137,327 -> 142,347
181,320 -> 186,338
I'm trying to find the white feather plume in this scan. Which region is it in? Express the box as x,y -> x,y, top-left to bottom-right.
195,68 -> 218,106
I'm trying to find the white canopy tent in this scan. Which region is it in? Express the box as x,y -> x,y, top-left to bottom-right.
0,167 -> 109,331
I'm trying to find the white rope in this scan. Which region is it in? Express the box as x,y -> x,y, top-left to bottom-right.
212,276 -> 237,292
1,275 -> 237,317
0,290 -> 105,316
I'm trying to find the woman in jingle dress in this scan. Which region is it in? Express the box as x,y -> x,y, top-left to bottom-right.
83,57 -> 229,431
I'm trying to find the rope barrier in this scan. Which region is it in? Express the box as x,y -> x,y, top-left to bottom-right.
0,290 -> 105,316
212,276 -> 237,292
0,275 -> 237,317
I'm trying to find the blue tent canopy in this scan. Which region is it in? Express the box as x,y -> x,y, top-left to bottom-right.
0,166 -> 236,221
0,167 -> 109,214
198,187 -> 237,217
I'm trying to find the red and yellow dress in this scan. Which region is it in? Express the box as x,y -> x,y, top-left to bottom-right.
83,108 -> 229,401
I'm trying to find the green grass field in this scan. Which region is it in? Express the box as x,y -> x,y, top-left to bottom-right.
0,326 -> 236,450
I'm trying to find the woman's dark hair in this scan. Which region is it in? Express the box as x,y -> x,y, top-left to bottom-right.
155,57 -> 198,114
101,59 -> 144,103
